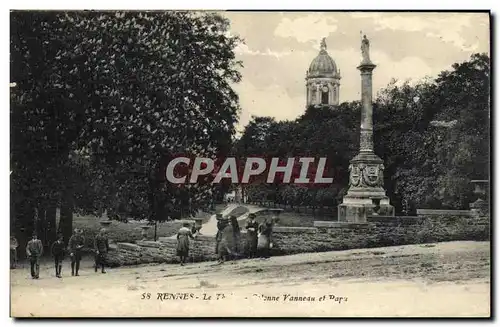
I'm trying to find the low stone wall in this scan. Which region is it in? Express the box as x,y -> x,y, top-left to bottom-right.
103,214 -> 490,267
104,235 -> 241,267
416,209 -> 472,217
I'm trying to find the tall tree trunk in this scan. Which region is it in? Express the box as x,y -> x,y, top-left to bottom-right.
45,197 -> 58,248
35,203 -> 47,250
154,220 -> 158,242
59,187 -> 74,245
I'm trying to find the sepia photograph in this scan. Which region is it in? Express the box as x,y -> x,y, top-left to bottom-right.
9,9 -> 491,318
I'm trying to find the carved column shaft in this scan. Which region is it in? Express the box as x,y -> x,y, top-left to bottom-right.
357,64 -> 376,152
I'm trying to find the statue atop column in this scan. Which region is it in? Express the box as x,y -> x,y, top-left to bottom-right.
361,34 -> 371,63
320,37 -> 327,51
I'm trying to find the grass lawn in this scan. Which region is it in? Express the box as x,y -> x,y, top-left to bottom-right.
275,211 -> 321,227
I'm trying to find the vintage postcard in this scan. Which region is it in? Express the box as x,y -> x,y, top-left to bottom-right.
9,10 -> 491,318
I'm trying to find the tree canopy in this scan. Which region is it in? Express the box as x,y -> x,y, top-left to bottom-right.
11,11 -> 243,247
235,53 -> 490,214
10,10 -> 490,250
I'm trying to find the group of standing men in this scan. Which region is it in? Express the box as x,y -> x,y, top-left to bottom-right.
19,228 -> 110,279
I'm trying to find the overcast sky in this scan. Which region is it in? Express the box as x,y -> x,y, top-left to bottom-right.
222,12 -> 490,131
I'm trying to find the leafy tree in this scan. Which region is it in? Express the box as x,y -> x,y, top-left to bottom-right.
11,11 -> 242,246
238,54 -> 489,214
375,53 -> 490,211
426,53 -> 489,208
235,103 -> 359,212
10,12 -> 85,248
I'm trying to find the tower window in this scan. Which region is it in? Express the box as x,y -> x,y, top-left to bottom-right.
321,90 -> 329,104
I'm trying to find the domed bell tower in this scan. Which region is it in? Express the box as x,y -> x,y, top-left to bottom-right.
306,38 -> 341,106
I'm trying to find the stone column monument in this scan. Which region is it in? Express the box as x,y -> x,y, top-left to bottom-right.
338,35 -> 394,222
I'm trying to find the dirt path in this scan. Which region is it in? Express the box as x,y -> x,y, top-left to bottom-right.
11,241 -> 490,317
197,203 -> 261,237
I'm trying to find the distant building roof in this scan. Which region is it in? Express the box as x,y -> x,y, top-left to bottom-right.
307,38 -> 340,78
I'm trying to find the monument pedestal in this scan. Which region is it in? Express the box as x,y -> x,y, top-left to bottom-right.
338,152 -> 394,222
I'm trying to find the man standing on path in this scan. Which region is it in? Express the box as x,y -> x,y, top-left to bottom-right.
94,228 -> 109,274
26,233 -> 43,279
51,233 -> 66,278
10,236 -> 19,269
68,228 -> 85,276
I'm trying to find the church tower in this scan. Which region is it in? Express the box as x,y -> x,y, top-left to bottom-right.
306,38 -> 341,106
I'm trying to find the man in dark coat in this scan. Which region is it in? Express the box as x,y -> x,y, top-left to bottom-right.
245,213 -> 259,258
10,236 -> 19,269
94,228 -> 110,274
51,233 -> 65,278
68,228 -> 85,276
26,233 -> 43,279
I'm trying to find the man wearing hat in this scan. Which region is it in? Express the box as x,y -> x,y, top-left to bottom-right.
94,228 -> 109,274
68,228 -> 85,276
10,235 -> 19,269
51,233 -> 66,278
26,233 -> 43,279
